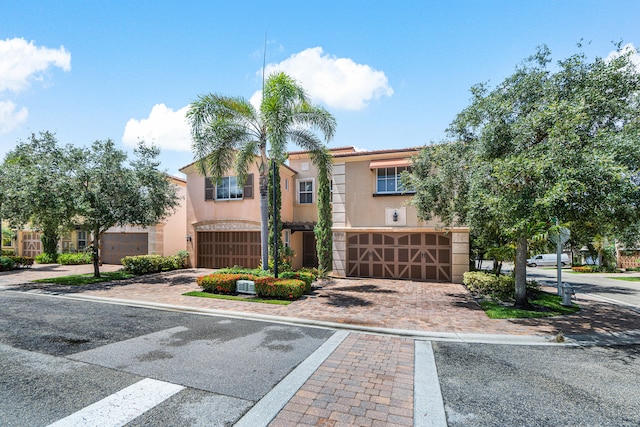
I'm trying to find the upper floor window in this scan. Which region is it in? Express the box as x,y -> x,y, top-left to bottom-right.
298,179 -> 313,204
376,166 -> 412,194
205,174 -> 253,201
77,231 -> 87,251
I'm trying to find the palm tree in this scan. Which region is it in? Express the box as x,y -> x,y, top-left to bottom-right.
187,72 -> 336,270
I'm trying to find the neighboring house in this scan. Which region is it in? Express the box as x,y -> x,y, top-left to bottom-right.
2,175 -> 187,264
181,147 -> 470,283
99,175 -> 188,263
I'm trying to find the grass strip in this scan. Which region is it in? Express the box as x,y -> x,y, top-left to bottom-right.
32,271 -> 135,285
183,291 -> 291,305
609,276 -> 640,282
480,291 -> 580,319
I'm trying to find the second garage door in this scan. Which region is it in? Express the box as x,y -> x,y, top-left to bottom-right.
101,232 -> 148,264
347,232 -> 451,282
197,231 -> 261,269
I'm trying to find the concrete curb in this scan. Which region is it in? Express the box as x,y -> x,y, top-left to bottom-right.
15,291 -> 572,346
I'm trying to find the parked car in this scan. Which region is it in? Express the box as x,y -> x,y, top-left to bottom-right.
527,253 -> 570,267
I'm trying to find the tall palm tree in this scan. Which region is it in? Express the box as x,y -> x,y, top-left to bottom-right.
187,72 -> 336,270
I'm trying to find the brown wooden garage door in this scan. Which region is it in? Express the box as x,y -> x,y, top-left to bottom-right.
197,231 -> 261,269
347,233 -> 451,282
101,233 -> 148,264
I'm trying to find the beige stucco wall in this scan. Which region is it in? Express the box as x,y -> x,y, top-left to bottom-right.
181,160 -> 295,267
161,177 -> 187,256
328,152 -> 470,283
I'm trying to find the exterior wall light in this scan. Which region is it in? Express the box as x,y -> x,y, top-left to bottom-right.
186,234 -> 192,242
393,211 -> 398,222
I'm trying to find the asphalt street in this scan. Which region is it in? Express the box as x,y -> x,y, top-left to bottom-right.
2,289 -> 640,426
0,291 -> 334,426
527,267 -> 640,309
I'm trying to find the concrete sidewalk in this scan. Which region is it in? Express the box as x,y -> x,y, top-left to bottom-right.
3,264 -> 640,426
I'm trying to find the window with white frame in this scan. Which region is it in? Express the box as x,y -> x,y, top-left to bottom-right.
376,166 -> 413,194
77,231 -> 87,251
298,179 -> 314,204
205,175 -> 253,201
216,176 -> 243,200
283,229 -> 290,247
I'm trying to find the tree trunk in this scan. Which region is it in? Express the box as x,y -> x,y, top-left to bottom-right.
514,235 -> 529,308
92,227 -> 101,278
259,171 -> 269,270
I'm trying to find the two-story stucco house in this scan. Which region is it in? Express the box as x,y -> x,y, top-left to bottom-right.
2,175 -> 187,263
181,146 -> 470,283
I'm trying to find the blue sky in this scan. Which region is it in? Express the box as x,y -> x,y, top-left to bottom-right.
2,0 -> 640,176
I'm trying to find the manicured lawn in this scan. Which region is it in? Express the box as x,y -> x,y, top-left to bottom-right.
32,271 -> 135,285
183,291 -> 291,305
479,291 -> 580,319
609,276 -> 640,282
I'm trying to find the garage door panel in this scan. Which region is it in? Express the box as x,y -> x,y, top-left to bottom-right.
346,232 -> 452,282
101,233 -> 148,265
197,231 -> 260,269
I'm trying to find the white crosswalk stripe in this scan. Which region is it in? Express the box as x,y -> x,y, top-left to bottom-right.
47,378 -> 184,427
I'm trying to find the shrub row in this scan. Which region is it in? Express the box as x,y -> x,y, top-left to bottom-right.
254,277 -> 306,300
197,273 -> 257,294
463,271 -> 539,301
0,256 -> 15,271
278,271 -> 315,294
35,253 -> 58,264
2,249 -> 16,256
0,255 -> 34,271
121,253 -> 188,275
58,252 -> 92,265
571,265 -> 599,273
196,272 -> 309,300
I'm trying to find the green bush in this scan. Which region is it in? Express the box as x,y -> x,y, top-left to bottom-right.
8,256 -> 34,268
58,252 -> 92,265
2,249 -> 16,256
35,253 -> 58,264
279,271 -> 314,293
254,277 -> 307,300
121,254 -> 188,275
0,256 -> 16,271
216,266 -> 274,277
197,273 -> 258,294
463,271 -> 539,301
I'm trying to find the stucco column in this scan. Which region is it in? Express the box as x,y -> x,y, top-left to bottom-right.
331,162 -> 346,276
451,231 -> 470,283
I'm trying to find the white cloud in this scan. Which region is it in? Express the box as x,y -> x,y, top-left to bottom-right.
122,104 -> 191,151
605,43 -> 640,68
0,100 -> 28,134
260,47 -> 393,111
0,37 -> 71,94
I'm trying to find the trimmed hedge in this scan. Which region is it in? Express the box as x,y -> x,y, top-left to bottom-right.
196,272 -> 310,300
0,256 -> 15,271
572,265 -> 599,273
463,271 -> 539,301
35,253 -> 57,264
254,277 -> 307,300
58,252 -> 92,265
197,273 -> 258,294
2,249 -> 16,256
121,254 -> 188,275
9,256 -> 34,268
278,271 -> 315,293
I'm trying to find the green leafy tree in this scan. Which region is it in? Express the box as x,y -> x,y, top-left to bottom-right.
188,72 -> 336,270
72,140 -> 179,277
0,132 -> 77,259
268,159 -> 284,271
314,148 -> 333,274
409,45 -> 640,308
